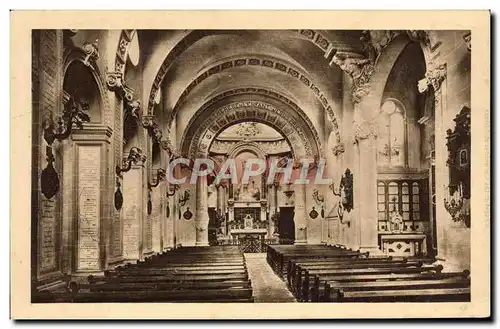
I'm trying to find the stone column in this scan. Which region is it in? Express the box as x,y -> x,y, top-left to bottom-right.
122,152 -> 146,260
195,176 -> 210,246
268,184 -> 275,238
260,200 -> 267,227
294,184 -> 308,244
353,120 -> 380,254
72,125 -> 113,273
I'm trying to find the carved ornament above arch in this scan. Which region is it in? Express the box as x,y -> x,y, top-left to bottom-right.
182,100 -> 320,159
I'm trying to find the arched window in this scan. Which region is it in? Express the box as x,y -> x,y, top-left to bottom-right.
377,99 -> 407,168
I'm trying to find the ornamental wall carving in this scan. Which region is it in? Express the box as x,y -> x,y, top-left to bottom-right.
210,139 -> 291,155
114,30 -> 136,75
182,101 -> 319,158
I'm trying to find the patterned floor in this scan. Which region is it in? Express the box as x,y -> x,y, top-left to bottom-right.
244,253 -> 297,303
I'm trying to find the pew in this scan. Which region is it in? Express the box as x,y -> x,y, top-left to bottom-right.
41,246 -> 255,303
268,244 -> 471,303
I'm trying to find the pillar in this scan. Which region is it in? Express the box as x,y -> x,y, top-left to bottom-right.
122,152 -> 146,260
72,125 -> 113,272
195,176 -> 210,246
294,184 -> 308,244
353,125 -> 380,254
268,184 -> 276,237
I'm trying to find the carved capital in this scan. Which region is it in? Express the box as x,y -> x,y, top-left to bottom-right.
360,30 -> 401,62
82,40 -> 99,67
353,119 -> 377,144
106,71 -> 134,101
332,52 -> 374,104
418,64 -> 447,93
332,142 -> 345,156
463,32 -> 471,51
123,147 -> 146,167
142,115 -> 163,143
405,30 -> 431,46
106,71 -> 124,92
123,85 -> 134,102
125,100 -> 141,120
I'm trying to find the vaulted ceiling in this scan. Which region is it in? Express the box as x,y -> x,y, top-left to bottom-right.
137,30 -> 367,152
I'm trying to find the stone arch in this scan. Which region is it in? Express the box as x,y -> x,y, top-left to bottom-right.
144,30 -> 346,142
181,99 -> 322,160
63,47 -> 110,125
226,141 -> 268,160
180,87 -> 322,158
146,29 -> 340,114
359,33 -> 439,118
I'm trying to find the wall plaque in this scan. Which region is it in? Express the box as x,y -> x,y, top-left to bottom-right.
40,196 -> 57,271
123,169 -> 140,259
77,146 -> 101,271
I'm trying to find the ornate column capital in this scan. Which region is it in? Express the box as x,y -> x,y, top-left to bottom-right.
353,119 -> 378,144
142,115 -> 162,144
122,147 -> 147,167
82,39 -> 99,67
332,52 -> 375,104
106,71 -> 134,102
463,32 -> 471,51
106,71 -> 124,91
418,63 -> 447,93
332,142 -> 345,156
125,99 -> 141,120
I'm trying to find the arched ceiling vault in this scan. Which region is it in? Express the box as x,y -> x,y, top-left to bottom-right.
138,30 -> 367,147
181,90 -> 323,159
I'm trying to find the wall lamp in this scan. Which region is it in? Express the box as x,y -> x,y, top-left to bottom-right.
116,147 -> 144,177
148,168 -> 166,189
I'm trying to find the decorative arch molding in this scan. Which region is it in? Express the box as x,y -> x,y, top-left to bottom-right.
179,87 -> 324,150
113,29 -> 137,75
63,46 -> 110,126
182,101 -> 321,159
226,141 -> 268,160
169,55 -> 340,143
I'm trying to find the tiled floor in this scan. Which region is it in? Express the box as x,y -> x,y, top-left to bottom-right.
244,253 -> 296,303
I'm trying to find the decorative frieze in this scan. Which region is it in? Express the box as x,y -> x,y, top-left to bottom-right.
184,101 -> 317,158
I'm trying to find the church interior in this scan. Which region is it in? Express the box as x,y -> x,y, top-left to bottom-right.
31,29 -> 472,303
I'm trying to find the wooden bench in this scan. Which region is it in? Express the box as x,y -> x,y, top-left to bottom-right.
59,246 -> 256,303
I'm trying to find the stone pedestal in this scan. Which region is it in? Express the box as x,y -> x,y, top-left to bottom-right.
195,177 -> 210,246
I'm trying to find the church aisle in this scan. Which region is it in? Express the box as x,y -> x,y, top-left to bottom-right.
244,253 -> 296,303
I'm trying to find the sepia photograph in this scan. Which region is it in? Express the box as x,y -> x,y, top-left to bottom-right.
10,10 -> 490,319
